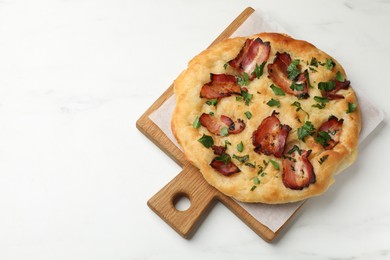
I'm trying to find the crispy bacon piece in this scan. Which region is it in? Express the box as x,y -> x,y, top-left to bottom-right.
200,74 -> 241,99
282,149 -> 315,190
317,116 -> 344,150
211,145 -> 226,155
252,111 -> 291,158
229,38 -> 271,79
210,156 -> 240,176
199,113 -> 245,136
267,52 -> 309,99
322,80 -> 351,100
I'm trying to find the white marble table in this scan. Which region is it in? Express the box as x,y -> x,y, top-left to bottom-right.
0,0 -> 389,259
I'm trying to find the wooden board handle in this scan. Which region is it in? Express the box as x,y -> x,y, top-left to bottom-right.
147,164 -> 220,238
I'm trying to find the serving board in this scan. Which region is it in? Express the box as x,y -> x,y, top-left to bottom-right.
136,7 -> 303,242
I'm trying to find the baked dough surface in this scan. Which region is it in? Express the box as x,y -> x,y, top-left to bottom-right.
171,33 -> 361,203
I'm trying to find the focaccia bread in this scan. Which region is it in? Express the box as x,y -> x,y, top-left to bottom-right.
171,33 -> 361,204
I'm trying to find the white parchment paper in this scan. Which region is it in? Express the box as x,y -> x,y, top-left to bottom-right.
149,10 -> 385,232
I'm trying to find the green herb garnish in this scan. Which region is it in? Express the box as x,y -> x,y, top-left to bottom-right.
215,153 -> 231,165
318,81 -> 336,92
325,58 -> 335,70
223,63 -> 228,70
270,84 -> 285,96
220,127 -> 229,137
250,185 -> 257,191
193,116 -> 201,129
269,159 -> 280,170
346,102 -> 357,113
267,98 -> 280,108
287,145 -> 302,155
290,81 -> 304,91
245,162 -> 256,168
253,176 -> 260,185
310,57 -> 318,67
312,96 -> 329,109
315,131 -> 332,146
291,101 -> 309,117
336,71 -> 345,82
297,121 -> 316,142
252,62 -> 266,79
287,59 -> 300,80
198,134 -> 214,148
244,111 -> 252,119
232,154 -> 249,163
241,90 -> 253,106
237,72 -> 250,86
237,141 -> 244,152
206,98 -> 218,106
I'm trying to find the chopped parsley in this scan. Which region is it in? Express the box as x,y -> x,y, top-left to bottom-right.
347,102 -> 357,113
232,154 -> 249,163
206,98 -> 218,106
315,131 -> 332,146
270,84 -> 285,96
290,81 -> 304,91
245,162 -> 256,168
215,153 -> 231,165
252,62 -> 266,79
193,116 -> 201,128
244,111 -> 252,119
325,58 -> 335,70
318,81 -> 336,92
223,63 -> 228,70
237,141 -> 244,152
310,57 -> 319,67
287,59 -> 300,80
267,98 -> 280,108
241,90 -> 253,106
253,176 -> 260,185
305,71 -> 314,88
312,96 -> 329,109
220,127 -> 229,137
250,185 -> 257,191
198,134 -> 214,148
336,71 -> 345,82
291,101 -> 309,117
237,72 -> 250,86
287,145 -> 302,155
297,121 -> 316,142
269,159 -> 280,170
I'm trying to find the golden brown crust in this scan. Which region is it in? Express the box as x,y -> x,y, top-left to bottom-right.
171,33 -> 361,204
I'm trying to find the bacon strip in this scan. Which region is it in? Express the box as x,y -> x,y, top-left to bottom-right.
229,38 -> 271,79
322,80 -> 351,100
252,111 -> 291,158
210,157 -> 240,176
211,145 -> 226,155
282,149 -> 315,190
199,113 -> 245,136
200,74 -> 241,99
317,116 -> 344,150
267,52 -> 309,99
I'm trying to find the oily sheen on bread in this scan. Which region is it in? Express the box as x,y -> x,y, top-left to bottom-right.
171,33 -> 361,204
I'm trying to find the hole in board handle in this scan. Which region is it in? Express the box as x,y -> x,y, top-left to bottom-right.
172,193 -> 191,211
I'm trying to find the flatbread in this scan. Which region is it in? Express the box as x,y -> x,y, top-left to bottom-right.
171,33 -> 361,204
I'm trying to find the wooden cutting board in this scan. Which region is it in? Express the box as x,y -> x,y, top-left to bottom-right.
136,7 -> 303,242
